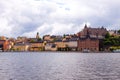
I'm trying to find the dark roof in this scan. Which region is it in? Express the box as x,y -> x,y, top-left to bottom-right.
54,40 -> 62,42
50,35 -> 56,38
29,41 -> 43,43
14,43 -> 30,46
79,35 -> 98,40
45,40 -> 54,43
77,26 -> 108,37
69,38 -> 78,41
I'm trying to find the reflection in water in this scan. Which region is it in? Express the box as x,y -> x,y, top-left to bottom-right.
0,52 -> 120,80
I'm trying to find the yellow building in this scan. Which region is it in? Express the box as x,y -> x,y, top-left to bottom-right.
45,43 -> 57,51
13,44 -> 29,51
54,40 -> 69,51
29,41 -> 44,51
55,40 -> 66,48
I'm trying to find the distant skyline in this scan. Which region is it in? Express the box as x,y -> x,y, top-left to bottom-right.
0,0 -> 120,38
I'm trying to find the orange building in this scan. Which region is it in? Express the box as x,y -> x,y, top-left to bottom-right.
0,40 -> 9,51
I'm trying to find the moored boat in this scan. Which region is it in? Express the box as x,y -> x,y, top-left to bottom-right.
82,49 -> 90,53
113,49 -> 120,53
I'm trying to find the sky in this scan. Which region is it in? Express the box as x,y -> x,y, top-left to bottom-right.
0,0 -> 120,38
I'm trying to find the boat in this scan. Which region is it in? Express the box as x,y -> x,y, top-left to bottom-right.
82,49 -> 90,53
113,49 -> 120,53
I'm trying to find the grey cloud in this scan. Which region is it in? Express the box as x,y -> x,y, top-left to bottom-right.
0,0 -> 120,37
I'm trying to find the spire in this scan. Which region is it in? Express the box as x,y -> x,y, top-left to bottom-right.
84,24 -> 87,28
86,29 -> 90,38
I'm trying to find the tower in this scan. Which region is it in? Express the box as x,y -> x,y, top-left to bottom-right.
84,24 -> 87,28
36,32 -> 40,39
86,29 -> 90,38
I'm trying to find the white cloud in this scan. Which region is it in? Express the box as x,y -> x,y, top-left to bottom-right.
0,0 -> 120,38
22,22 -> 91,38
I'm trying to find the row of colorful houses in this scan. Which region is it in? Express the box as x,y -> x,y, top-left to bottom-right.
1,25 -> 116,52
0,36 -> 99,52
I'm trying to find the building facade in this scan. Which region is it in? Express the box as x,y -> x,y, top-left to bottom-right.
68,38 -> 78,51
29,41 -> 44,51
13,43 -> 29,51
0,40 -> 9,51
45,42 -> 57,51
78,37 -> 99,52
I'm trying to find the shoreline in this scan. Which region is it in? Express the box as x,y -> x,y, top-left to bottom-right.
0,51 -> 116,53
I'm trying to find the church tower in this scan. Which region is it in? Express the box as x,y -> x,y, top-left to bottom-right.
36,32 -> 40,39
84,24 -> 87,28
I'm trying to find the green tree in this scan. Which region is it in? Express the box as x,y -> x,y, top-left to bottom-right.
38,38 -> 42,41
105,32 -> 110,38
30,40 -> 35,43
103,31 -> 120,51
63,34 -> 66,38
118,30 -> 120,34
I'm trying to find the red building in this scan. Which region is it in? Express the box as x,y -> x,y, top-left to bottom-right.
77,25 -> 108,52
78,36 -> 99,52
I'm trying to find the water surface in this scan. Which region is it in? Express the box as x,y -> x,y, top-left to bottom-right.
0,52 -> 120,80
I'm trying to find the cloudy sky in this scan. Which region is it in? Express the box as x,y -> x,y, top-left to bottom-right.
0,0 -> 120,38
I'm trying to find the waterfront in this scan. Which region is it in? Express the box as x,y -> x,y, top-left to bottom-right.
0,52 -> 120,80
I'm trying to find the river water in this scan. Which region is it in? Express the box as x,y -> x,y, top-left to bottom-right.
0,52 -> 120,80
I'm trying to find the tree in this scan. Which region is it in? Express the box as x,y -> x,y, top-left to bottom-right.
118,30 -> 120,34
37,38 -> 42,41
63,34 -> 66,38
104,40 -> 111,46
105,32 -> 110,38
30,39 -> 35,43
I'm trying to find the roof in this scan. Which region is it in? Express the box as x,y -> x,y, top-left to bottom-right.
54,40 -> 62,42
77,25 -> 108,37
29,41 -> 43,43
14,43 -> 30,46
69,38 -> 78,41
79,35 -> 98,40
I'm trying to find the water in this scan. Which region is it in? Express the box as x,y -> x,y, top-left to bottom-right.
0,52 -> 120,80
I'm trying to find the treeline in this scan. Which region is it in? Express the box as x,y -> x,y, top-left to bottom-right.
103,32 -> 120,51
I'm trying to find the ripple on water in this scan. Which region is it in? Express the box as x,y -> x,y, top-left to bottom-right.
0,53 -> 120,80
